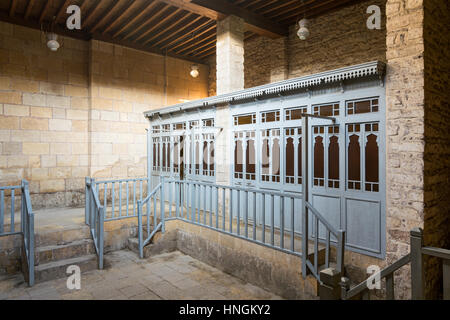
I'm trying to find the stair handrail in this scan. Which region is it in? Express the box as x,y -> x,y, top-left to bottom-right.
340,228 -> 450,300
341,253 -> 411,300
21,180 -> 35,286
303,200 -> 346,282
137,178 -> 164,258
85,177 -> 104,269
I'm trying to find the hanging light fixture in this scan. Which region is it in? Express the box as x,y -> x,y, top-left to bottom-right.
190,64 -> 199,78
190,31 -> 200,78
297,18 -> 309,40
46,33 -> 60,51
297,1 -> 309,41
42,16 -> 61,52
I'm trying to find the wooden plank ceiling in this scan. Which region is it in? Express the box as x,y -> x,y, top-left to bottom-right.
0,0 -> 362,63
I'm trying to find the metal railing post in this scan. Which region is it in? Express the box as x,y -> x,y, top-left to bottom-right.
411,227 -> 424,300
28,210 -> 35,286
138,200 -> 143,259
336,230 -> 346,275
98,206 -> 104,270
301,116 -> 309,277
161,177 -> 165,233
90,178 -> 96,227
85,177 -> 90,225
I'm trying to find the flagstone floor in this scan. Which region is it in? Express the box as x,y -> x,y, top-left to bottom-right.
0,250 -> 283,300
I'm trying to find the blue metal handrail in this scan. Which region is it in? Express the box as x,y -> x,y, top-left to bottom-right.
137,180 -> 164,258
0,180 -> 34,286
85,175 -> 346,283
21,180 -> 35,286
85,177 -> 104,269
89,177 -> 150,221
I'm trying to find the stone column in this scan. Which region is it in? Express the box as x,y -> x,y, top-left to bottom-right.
385,0 -> 425,299
216,15 -> 245,95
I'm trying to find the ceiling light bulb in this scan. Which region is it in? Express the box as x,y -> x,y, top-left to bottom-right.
190,64 -> 199,78
46,33 -> 60,51
297,18 -> 309,40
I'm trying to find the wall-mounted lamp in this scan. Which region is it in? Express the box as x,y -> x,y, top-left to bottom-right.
190,64 -> 199,78
42,16 -> 61,52
46,33 -> 60,52
297,18 -> 309,40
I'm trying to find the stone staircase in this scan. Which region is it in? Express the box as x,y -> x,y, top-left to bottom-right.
32,210 -> 99,284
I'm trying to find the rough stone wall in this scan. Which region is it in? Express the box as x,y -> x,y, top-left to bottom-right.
385,0 -> 426,299
422,0 -> 450,299
0,22 -> 209,209
288,0 -> 386,78
208,0 -> 386,92
244,36 -> 288,88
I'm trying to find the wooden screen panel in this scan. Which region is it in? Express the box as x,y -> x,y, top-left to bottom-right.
365,133 -> 379,192
234,139 -> 243,177
234,114 -> 256,125
285,137 -> 294,183
195,141 -> 200,174
348,134 -> 361,190
314,136 -> 324,186
328,135 -> 339,188
272,138 -> 280,182
261,138 -> 270,178
203,141 -> 208,173
246,139 -> 256,180
209,141 -> 214,176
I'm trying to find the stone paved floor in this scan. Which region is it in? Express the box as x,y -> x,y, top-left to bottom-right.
0,250 -> 283,300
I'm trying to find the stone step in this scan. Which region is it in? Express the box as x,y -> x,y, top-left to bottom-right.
35,225 -> 91,247
127,229 -> 177,258
35,239 -> 95,265
34,254 -> 98,284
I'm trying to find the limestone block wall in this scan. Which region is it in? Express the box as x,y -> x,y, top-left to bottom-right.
0,22 -> 90,208
0,22 -> 209,209
89,40 -> 209,179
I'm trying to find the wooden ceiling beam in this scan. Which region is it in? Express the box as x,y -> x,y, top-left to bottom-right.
196,47 -> 215,59
39,0 -> 53,23
112,0 -> 159,38
174,31 -> 215,54
102,0 -> 143,34
55,0 -> 71,23
191,42 -> 216,57
142,12 -> 196,46
83,0 -> 105,29
123,4 -> 172,40
159,19 -> 214,49
92,31 -> 206,63
24,0 -> 36,20
90,0 -> 125,33
9,0 -> 18,17
190,0 -> 287,38
278,0 -> 354,23
0,10 -> 206,64
134,8 -> 182,42
168,24 -> 215,51
151,15 -> 204,48
158,0 -> 224,20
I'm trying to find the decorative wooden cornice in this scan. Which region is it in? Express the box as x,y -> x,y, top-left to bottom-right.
144,61 -> 386,118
